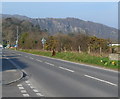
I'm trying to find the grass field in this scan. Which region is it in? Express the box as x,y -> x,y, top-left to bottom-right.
16,49 -> 120,70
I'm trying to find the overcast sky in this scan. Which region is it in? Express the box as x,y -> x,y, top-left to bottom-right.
2,2 -> 118,28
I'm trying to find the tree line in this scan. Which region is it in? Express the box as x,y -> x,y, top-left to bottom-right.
2,17 -> 113,55
18,32 -> 110,55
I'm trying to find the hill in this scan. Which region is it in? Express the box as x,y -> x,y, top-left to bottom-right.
2,14 -> 118,41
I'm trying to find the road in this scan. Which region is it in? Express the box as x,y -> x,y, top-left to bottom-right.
2,49 -> 118,97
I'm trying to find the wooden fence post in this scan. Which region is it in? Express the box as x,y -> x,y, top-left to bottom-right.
78,46 -> 81,53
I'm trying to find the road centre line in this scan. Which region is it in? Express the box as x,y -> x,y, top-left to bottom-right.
29,57 -> 34,59
45,62 -> 55,66
84,75 -> 117,87
36,59 -> 43,62
28,53 -> 118,73
59,66 -> 75,73
16,50 -> 118,73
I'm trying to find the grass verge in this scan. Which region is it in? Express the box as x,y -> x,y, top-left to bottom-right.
16,49 -> 119,70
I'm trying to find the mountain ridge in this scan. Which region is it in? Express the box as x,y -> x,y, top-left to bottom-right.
2,14 -> 118,40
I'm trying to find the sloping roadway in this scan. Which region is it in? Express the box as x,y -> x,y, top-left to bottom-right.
2,49 -> 118,97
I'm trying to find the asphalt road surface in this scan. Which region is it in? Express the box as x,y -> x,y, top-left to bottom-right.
2,49 -> 118,97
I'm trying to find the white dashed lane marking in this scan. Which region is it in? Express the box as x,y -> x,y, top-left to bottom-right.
22,94 -> 30,97
27,84 -> 31,86
33,89 -> 39,93
84,75 -> 117,87
25,81 -> 30,84
30,86 -> 35,89
59,66 -> 75,73
21,90 -> 27,93
29,57 -> 34,60
45,62 -> 55,66
17,84 -> 22,87
24,80 -> 45,97
36,93 -> 44,96
17,84 -> 30,97
18,87 -> 24,90
36,59 -> 43,62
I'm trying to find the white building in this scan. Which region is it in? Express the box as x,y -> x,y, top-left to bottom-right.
108,44 -> 120,46
0,44 -> 3,50
0,44 -> 3,48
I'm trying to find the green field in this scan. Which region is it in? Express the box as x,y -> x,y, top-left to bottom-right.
16,49 -> 120,70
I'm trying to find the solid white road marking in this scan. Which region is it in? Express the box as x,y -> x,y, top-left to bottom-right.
36,59 -> 42,62
36,93 -> 44,96
23,94 -> 30,97
33,89 -> 39,93
59,66 -> 74,73
84,75 -> 117,87
21,90 -> 27,93
45,62 -> 55,66
18,87 -> 24,90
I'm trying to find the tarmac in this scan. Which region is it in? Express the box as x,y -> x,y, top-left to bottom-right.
2,69 -> 23,85
2,55 -> 23,85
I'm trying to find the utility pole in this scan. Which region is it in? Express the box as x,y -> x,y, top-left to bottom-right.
41,37 -> 46,50
16,26 -> 19,49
